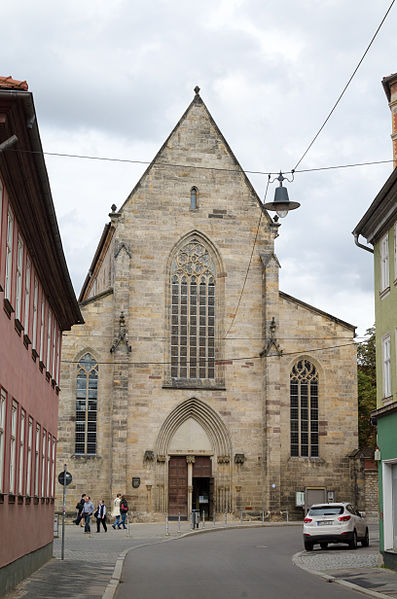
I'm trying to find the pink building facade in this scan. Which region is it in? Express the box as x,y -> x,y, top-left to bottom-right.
0,77 -> 82,595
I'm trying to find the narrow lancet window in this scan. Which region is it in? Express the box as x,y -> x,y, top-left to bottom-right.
190,187 -> 198,210
75,353 -> 98,455
290,360 -> 319,457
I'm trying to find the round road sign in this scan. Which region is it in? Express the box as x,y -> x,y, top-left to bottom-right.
58,471 -> 73,486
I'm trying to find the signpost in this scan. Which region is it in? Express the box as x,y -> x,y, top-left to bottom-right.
58,464 -> 72,560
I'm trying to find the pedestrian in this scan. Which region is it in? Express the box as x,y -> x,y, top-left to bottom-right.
82,495 -> 94,533
111,493 -> 122,529
119,496 -> 128,530
95,499 -> 107,533
73,493 -> 87,526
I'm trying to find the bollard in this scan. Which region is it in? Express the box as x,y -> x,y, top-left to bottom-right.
178,512 -> 181,534
213,510 -> 216,526
202,511 -> 205,528
240,510 -> 243,525
224,512 -> 227,526
165,516 -> 169,536
262,509 -> 264,523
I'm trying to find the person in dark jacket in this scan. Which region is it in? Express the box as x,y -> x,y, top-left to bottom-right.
119,496 -> 128,530
73,494 -> 87,525
95,500 -> 107,533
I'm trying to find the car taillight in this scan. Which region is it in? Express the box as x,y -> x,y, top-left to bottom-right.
338,515 -> 351,521
304,517 -> 312,523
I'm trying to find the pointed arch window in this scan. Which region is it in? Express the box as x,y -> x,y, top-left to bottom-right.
190,187 -> 198,210
290,360 -> 319,457
75,353 -> 98,455
171,241 -> 216,380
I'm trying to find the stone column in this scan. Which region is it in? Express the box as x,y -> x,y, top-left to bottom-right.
186,455 -> 195,515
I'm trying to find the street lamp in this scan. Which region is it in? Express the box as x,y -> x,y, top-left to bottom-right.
263,172 -> 300,218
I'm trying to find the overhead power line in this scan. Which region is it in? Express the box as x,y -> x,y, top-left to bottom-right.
292,0 -> 396,172
6,149 -> 394,178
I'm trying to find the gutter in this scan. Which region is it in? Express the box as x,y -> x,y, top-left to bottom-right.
353,233 -> 374,254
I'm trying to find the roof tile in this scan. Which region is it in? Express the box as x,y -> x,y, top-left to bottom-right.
0,76 -> 28,91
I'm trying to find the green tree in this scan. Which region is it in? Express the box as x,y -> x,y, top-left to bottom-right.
356,326 -> 376,449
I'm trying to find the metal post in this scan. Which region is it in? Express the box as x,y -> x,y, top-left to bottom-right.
178,512 -> 181,534
261,509 -> 264,523
61,463 -> 66,560
224,511 -> 227,526
286,509 -> 289,523
240,510 -> 243,524
165,516 -> 169,536
213,510 -> 216,526
202,511 -> 205,528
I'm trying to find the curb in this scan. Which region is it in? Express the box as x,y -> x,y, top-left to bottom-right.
101,521 -> 301,599
292,551 -> 393,599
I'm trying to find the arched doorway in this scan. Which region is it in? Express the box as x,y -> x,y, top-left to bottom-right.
155,398 -> 232,518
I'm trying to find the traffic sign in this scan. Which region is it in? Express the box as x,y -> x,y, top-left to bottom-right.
58,471 -> 72,486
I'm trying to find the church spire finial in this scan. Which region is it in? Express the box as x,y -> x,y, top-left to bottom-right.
194,85 -> 200,96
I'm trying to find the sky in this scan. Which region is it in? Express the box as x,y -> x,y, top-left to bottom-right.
2,0 -> 396,338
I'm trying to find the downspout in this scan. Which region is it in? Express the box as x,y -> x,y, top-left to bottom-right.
354,233 -> 374,254
0,134 -> 18,152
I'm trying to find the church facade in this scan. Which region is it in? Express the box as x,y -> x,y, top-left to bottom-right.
56,90 -> 359,520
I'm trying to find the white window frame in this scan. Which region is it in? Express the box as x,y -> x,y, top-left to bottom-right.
26,417 -> 32,496
56,333 -> 61,383
32,278 -> 38,350
382,458 -> 397,551
18,409 -> 25,495
24,257 -> 31,335
52,320 -> 56,378
15,235 -> 24,321
382,334 -> 392,398
380,232 -> 390,292
47,311 -> 52,373
39,301 -> 45,362
9,401 -> 17,494
0,389 -> 6,493
5,209 -> 14,300
46,433 -> 51,497
51,436 -> 56,497
34,424 -> 40,496
41,430 -> 46,497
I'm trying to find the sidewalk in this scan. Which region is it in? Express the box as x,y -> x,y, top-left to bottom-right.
5,520 -> 397,599
294,526 -> 397,599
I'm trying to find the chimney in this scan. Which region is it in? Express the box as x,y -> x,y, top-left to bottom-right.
382,73 -> 397,168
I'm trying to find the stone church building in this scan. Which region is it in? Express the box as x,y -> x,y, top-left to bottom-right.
56,89 -> 359,520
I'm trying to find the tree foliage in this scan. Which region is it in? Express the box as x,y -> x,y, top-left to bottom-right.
356,326 -> 376,449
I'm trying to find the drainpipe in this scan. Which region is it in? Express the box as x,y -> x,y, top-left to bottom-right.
354,233 -> 374,254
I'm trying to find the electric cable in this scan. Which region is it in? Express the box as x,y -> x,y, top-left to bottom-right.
291,0 -> 396,172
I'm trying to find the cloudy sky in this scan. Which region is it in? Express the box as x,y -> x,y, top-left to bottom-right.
3,0 -> 396,338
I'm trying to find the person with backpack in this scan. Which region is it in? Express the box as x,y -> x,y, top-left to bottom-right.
119,495 -> 128,530
73,493 -> 87,526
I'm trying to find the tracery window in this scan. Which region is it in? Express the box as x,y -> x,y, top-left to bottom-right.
290,360 -> 319,457
171,241 -> 215,380
75,353 -> 98,455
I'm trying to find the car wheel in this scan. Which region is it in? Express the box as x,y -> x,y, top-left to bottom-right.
361,528 -> 369,547
320,542 -> 328,549
349,530 -> 357,549
304,540 -> 313,551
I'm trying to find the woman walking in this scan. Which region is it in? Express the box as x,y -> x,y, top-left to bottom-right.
111,493 -> 121,529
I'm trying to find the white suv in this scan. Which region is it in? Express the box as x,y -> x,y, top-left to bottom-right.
303,503 -> 369,551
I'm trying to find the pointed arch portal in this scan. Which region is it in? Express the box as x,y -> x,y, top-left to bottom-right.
155,398 -> 232,518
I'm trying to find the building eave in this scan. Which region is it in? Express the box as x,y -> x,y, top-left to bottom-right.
0,87 -> 83,329
370,400 -> 397,424
352,167 -> 397,245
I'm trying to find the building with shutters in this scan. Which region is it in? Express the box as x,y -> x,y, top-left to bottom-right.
56,88 -> 360,522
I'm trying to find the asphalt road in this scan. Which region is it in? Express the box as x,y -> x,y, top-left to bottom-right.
116,527 -> 365,599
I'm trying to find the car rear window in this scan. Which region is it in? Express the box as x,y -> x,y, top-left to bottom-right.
308,505 -> 344,516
